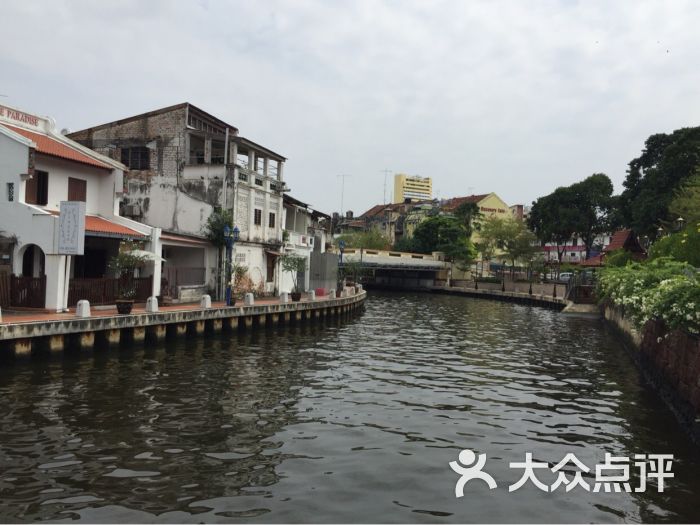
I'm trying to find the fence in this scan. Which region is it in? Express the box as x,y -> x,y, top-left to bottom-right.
161,267 -> 206,298
67,276 -> 152,307
0,275 -> 47,308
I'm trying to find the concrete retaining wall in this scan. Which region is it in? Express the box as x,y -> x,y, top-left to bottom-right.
432,286 -> 567,310
603,303 -> 700,444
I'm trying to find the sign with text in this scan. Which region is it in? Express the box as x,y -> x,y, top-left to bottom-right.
58,201 -> 86,255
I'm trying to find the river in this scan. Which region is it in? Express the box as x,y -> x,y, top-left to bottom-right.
1,291 -> 699,523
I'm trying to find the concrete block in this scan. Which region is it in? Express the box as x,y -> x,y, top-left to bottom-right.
270,313 -> 279,324
189,320 -> 205,335
146,296 -> 159,313
79,331 -> 95,350
200,294 -> 212,309
244,293 -> 255,306
283,312 -> 291,323
295,311 -> 302,321
257,314 -> 267,326
356,284 -> 363,292
329,289 -> 336,298
309,290 -> 316,301
225,317 -> 239,331
13,339 -> 31,359
132,326 -> 146,343
76,300 -> 91,318
48,335 -> 65,353
212,319 -> 223,332
244,316 -> 253,328
147,324 -> 167,342
279,292 -> 289,303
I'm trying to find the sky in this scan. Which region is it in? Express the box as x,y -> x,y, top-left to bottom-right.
2,0 -> 700,216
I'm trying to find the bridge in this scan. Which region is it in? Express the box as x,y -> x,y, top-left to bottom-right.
338,248 -> 449,290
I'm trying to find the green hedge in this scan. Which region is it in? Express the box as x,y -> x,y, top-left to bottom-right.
597,257 -> 700,335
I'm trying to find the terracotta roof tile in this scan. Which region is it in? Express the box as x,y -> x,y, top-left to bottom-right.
442,194 -> 489,211
3,124 -> 111,170
85,216 -> 146,238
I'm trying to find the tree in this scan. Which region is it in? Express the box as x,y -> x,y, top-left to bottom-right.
669,172 -> 700,225
393,236 -> 417,252
619,127 -> 700,236
280,254 -> 306,293
336,230 -> 390,250
479,217 -> 537,277
203,207 -> 233,248
412,216 -> 476,269
528,187 -> 578,266
568,173 -> 616,258
453,201 -> 482,238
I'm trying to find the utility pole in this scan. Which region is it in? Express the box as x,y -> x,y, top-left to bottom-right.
337,174 -> 351,217
381,169 -> 392,204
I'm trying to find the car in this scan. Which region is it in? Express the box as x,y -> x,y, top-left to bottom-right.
558,272 -> 573,282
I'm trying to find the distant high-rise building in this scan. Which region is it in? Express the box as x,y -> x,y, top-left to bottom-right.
393,174 -> 432,203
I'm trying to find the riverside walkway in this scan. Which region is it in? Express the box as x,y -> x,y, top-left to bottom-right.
0,288 -> 367,360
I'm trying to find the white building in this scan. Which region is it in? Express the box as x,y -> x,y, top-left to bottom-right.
68,104 -> 287,300
0,104 -> 160,311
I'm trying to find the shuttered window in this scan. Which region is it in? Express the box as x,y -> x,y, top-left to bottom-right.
68,177 -> 87,202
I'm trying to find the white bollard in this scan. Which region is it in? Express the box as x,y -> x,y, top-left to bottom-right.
356,284 -> 363,293
146,296 -> 159,313
200,294 -> 212,309
0,307 -> 3,323
244,293 -> 255,306
76,300 -> 91,318
309,290 -> 316,301
329,289 -> 336,299
280,291 -> 289,304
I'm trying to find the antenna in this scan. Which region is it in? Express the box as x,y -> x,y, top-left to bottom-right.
337,174 -> 351,217
381,169 -> 392,204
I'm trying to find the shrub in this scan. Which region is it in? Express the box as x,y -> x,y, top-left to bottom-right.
648,224 -> 700,267
598,257 -> 699,334
605,249 -> 634,267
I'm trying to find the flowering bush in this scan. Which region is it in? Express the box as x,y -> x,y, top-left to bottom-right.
598,258 -> 700,334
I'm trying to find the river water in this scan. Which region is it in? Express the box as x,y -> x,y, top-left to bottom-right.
1,292 -> 699,523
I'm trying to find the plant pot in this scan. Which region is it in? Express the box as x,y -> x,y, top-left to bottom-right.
116,299 -> 134,315
291,292 -> 302,302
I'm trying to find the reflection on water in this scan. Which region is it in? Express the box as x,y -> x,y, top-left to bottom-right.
0,292 -> 699,523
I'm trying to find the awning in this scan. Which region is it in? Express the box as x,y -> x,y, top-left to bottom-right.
85,216 -> 147,239
266,250 -> 282,257
160,232 -> 211,247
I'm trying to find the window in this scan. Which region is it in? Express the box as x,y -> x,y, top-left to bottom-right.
25,170 -> 48,205
255,178 -> 263,186
120,147 -> 150,170
254,209 -> 262,226
68,178 -> 87,202
7,183 -> 14,202
268,212 -> 275,228
570,252 -> 576,257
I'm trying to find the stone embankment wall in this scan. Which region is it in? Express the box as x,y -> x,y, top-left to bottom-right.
603,303 -> 700,443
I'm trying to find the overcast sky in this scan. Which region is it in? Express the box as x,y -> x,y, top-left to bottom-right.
2,0 -> 699,215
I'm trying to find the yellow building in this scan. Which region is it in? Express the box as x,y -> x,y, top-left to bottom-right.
394,174 -> 432,203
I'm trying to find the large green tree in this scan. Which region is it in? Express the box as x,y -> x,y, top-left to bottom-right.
336,229 -> 390,250
619,126 -> 700,236
669,172 -> 700,226
479,216 -> 537,276
528,186 -> 578,264
412,216 -> 476,268
453,201 -> 482,238
568,173 -> 616,258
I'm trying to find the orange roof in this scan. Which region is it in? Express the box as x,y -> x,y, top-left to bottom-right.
2,124 -> 111,170
442,194 -> 489,211
582,254 -> 605,267
85,216 -> 146,238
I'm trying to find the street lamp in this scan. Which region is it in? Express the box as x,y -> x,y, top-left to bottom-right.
224,224 -> 240,306
675,216 -> 685,232
657,226 -> 665,238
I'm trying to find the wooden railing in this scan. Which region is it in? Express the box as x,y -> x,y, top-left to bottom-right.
68,276 -> 152,307
9,275 -> 46,308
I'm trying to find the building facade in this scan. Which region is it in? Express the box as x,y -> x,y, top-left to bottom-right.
393,174 -> 432,203
0,104 -> 160,311
68,103 -> 287,299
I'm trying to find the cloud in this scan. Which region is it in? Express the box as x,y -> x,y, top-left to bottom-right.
2,0 -> 699,215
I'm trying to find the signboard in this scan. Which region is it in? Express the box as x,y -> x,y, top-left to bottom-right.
58,201 -> 86,255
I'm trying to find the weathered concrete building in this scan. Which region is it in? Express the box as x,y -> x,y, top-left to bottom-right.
68,103 -> 287,299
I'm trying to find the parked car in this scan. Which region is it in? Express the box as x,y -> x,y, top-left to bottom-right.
558,272 -> 573,282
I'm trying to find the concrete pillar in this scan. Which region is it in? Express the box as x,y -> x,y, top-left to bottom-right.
295,311 -> 302,322
225,317 -> 239,331
249,151 -> 256,172
263,157 -> 269,177
168,323 -> 188,338
283,312 -> 291,323
78,331 -> 95,351
257,314 -> 267,327
189,320 -> 205,335
76,300 -> 91,318
244,316 -> 253,329
13,339 -> 31,359
149,227 -> 162,298
200,295 -> 212,308
100,329 -> 121,347
47,335 -> 64,353
146,324 -> 167,342
146,296 -> 159,313
43,254 -> 66,312
211,319 -> 223,332
132,326 -> 146,343
314,309 -> 320,319
270,313 -> 279,324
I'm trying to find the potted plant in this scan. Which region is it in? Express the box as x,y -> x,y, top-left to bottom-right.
108,242 -> 148,314
280,253 -> 306,301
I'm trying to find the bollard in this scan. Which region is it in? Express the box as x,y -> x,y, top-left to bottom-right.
356,284 -> 363,293
309,290 -> 316,301
200,294 -> 212,309
76,300 -> 91,318
146,296 -> 159,313
280,291 -> 289,304
244,293 -> 254,306
0,307 -> 2,323
329,289 -> 336,299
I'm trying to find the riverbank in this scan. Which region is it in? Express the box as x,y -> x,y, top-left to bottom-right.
430,284 -> 567,310
603,302 -> 700,444
0,289 -> 367,362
